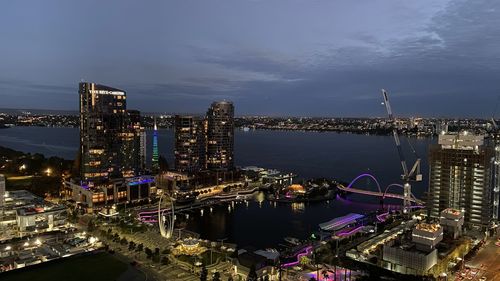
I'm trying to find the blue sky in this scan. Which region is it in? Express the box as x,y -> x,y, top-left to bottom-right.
1,0 -> 499,117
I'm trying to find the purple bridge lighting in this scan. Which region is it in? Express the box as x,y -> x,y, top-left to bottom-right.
340,173 -> 424,205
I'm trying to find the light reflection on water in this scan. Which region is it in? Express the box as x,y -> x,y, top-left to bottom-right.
0,127 -> 435,248
180,191 -> 402,248
291,202 -> 306,213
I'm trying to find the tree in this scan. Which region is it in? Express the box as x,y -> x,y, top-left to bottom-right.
247,264 -> 258,281
87,219 -> 95,232
300,255 -> 311,266
129,241 -> 136,251
263,276 -> 269,281
152,254 -> 160,263
137,243 -> 143,252
200,265 -> 208,281
120,237 -> 128,245
145,247 -> 153,258
161,256 -> 169,265
212,272 -> 221,281
69,209 -> 78,222
227,277 -> 234,281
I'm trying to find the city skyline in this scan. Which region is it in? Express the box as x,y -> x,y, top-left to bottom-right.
2,2 -> 500,281
1,1 -> 500,118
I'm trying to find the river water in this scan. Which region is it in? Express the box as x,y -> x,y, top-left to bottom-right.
0,127 -> 435,247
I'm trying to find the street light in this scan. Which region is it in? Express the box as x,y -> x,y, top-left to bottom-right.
45,168 -> 52,176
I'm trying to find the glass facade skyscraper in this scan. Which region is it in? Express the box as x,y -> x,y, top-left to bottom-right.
174,115 -> 206,173
127,110 -> 147,175
206,101 -> 234,171
79,82 -> 143,184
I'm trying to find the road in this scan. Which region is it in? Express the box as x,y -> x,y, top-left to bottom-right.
465,236 -> 500,281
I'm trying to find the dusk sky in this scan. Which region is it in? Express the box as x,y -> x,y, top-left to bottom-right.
1,0 -> 500,117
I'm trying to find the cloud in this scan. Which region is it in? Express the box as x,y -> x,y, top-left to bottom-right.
1,0 -> 499,117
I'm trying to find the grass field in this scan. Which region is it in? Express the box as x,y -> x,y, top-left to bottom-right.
1,252 -> 129,281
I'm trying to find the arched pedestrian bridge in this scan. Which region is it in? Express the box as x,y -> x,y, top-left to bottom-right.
337,173 -> 424,205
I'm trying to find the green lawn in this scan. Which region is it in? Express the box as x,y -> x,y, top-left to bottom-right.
1,252 -> 128,281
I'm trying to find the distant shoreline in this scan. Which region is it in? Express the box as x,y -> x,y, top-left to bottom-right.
0,124 -> 436,137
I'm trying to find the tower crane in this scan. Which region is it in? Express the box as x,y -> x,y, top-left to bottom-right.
490,97 -> 500,221
381,89 -> 422,213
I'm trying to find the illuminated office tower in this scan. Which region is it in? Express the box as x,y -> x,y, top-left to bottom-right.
79,82 -> 131,183
206,101 -> 234,171
151,118 -> 159,172
427,133 -> 495,227
174,115 -> 206,173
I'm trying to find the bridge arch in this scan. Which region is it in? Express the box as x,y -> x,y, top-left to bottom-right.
382,183 -> 404,199
346,173 -> 382,194
382,183 -> 422,205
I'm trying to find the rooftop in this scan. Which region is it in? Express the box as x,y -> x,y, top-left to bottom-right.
415,223 -> 441,233
319,213 -> 364,231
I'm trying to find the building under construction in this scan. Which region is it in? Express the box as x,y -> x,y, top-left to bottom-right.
427,133 -> 495,227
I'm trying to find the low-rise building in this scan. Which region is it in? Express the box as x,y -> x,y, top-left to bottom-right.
16,205 -> 67,234
0,190 -> 68,238
241,167 -> 295,185
439,208 -> 464,239
66,175 -> 157,209
382,241 -> 438,275
412,223 -> 443,250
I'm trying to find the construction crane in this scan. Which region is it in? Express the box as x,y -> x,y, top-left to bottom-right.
490,97 -> 500,221
381,89 -> 422,213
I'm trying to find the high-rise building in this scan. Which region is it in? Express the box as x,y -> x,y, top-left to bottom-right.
79,82 -> 141,183
152,118 -> 159,172
491,134 -> 500,221
206,101 -> 234,171
127,110 -> 147,175
174,115 -> 206,173
427,133 -> 495,227
0,174 -> 5,208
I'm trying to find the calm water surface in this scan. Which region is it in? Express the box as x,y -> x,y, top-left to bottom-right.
0,127 -> 436,247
